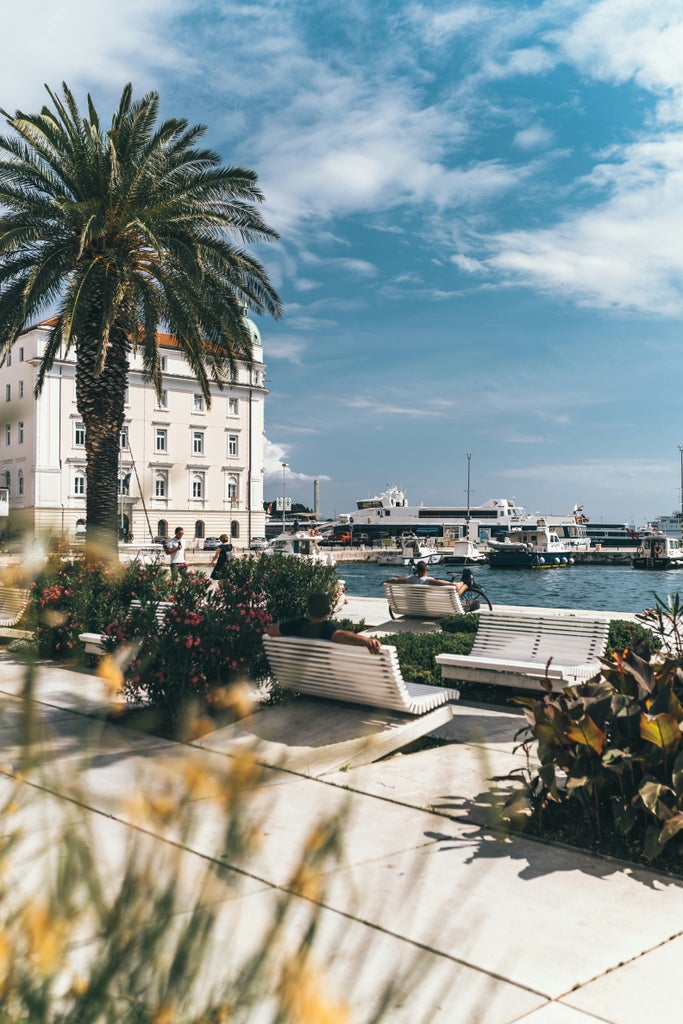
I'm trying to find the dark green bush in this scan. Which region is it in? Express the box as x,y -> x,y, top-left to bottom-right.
216,553 -> 340,623
380,630 -> 476,687
606,618 -> 662,656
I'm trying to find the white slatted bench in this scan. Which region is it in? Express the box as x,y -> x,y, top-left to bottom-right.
263,634 -> 460,715
0,586 -> 30,627
383,582 -> 466,619
78,599 -> 174,656
436,610 -> 610,690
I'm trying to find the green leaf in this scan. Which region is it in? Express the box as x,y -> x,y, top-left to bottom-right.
658,812 -> 683,849
639,713 -> 682,752
610,795 -> 638,835
637,779 -> 674,820
566,714 -> 607,755
672,751 -> 683,795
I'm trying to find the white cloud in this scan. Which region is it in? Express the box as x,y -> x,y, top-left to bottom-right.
489,133 -> 683,315
265,335 -> 309,363
263,437 -> 330,482
554,0 -> 683,121
451,253 -> 487,274
513,124 -> 554,150
0,0 -> 189,110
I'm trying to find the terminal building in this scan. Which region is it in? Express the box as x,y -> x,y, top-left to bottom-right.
0,308 -> 268,547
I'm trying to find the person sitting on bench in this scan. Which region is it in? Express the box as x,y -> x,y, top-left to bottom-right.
384,560 -> 469,593
267,592 -> 382,654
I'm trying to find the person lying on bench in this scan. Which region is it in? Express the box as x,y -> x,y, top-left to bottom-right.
267,592 -> 382,654
384,560 -> 469,593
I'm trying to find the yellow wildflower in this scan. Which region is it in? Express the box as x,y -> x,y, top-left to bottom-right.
22,901 -> 69,975
97,655 -> 124,696
279,959 -> 352,1024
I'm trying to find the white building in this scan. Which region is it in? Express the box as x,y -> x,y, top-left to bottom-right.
0,310 -> 268,547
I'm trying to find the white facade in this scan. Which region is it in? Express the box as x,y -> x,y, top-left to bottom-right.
0,315 -> 268,546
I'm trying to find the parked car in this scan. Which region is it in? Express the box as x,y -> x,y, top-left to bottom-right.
249,536 -> 270,551
203,537 -> 221,550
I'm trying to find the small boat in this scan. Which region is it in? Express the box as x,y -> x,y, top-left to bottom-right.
488,518 -> 574,569
267,531 -> 336,566
632,534 -> 683,570
441,539 -> 486,566
376,534 -> 441,567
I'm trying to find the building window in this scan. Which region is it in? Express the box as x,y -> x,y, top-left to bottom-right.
4,470 -> 10,492
6,353 -> 10,368
155,428 -> 167,453
18,422 -> 23,444
5,385 -> 10,402
157,519 -> 168,539
228,397 -> 239,416
5,425 -> 9,445
74,471 -> 86,496
19,347 -> 24,362
124,385 -> 130,405
191,474 -> 204,499
154,473 -> 167,498
74,422 -> 85,446
192,431 -> 204,456
17,470 -> 23,496
160,356 -> 167,372
194,520 -> 205,539
18,381 -> 24,398
228,434 -> 238,457
157,389 -> 168,410
231,520 -> 240,539
193,393 -> 204,413
120,426 -> 129,450
227,476 -> 238,502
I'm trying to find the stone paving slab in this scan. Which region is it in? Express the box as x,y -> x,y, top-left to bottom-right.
319,828 -> 683,1000
561,932 -> 683,1024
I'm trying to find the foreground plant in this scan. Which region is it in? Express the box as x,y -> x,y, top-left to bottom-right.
506,599 -> 683,862
0,657 -> 439,1022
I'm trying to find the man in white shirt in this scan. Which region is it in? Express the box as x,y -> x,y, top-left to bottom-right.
166,526 -> 187,579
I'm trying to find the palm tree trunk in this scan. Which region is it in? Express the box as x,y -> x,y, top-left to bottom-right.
76,327 -> 130,563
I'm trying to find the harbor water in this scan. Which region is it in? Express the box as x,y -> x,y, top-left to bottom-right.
338,561 -> 683,615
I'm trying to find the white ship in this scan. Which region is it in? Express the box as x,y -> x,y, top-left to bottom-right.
344,486 -> 589,548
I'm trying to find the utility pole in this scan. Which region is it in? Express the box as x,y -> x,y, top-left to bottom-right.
678,445 -> 683,544
465,452 -> 472,541
282,462 -> 289,533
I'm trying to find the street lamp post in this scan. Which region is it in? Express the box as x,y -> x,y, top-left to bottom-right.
282,462 -> 289,533
678,446 -> 683,544
465,452 -> 472,541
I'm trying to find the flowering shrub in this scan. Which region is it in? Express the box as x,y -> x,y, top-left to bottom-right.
105,574 -> 272,720
31,560 -> 172,659
216,553 -> 341,623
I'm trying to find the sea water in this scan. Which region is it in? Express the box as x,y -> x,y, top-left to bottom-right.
337,561 -> 683,615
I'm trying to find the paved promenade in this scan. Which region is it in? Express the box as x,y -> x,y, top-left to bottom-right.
0,600 -> 678,1022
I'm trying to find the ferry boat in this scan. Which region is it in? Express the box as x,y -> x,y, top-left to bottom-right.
347,486 -> 590,548
488,519 -> 574,569
648,510 -> 683,540
632,534 -> 683,570
441,539 -> 486,566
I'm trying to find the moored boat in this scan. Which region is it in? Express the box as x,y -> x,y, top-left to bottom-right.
488,518 -> 574,569
375,534 -> 441,566
267,531 -> 336,566
441,539 -> 486,566
632,534 -> 683,570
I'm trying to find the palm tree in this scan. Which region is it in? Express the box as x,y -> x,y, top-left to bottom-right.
0,83 -> 282,559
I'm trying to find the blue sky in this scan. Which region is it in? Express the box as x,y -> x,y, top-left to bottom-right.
4,0 -> 683,524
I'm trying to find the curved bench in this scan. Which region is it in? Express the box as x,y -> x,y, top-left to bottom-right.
383,582 -> 466,619
436,610 -> 610,690
0,586 -> 30,627
79,599 -> 174,655
263,634 -> 459,714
